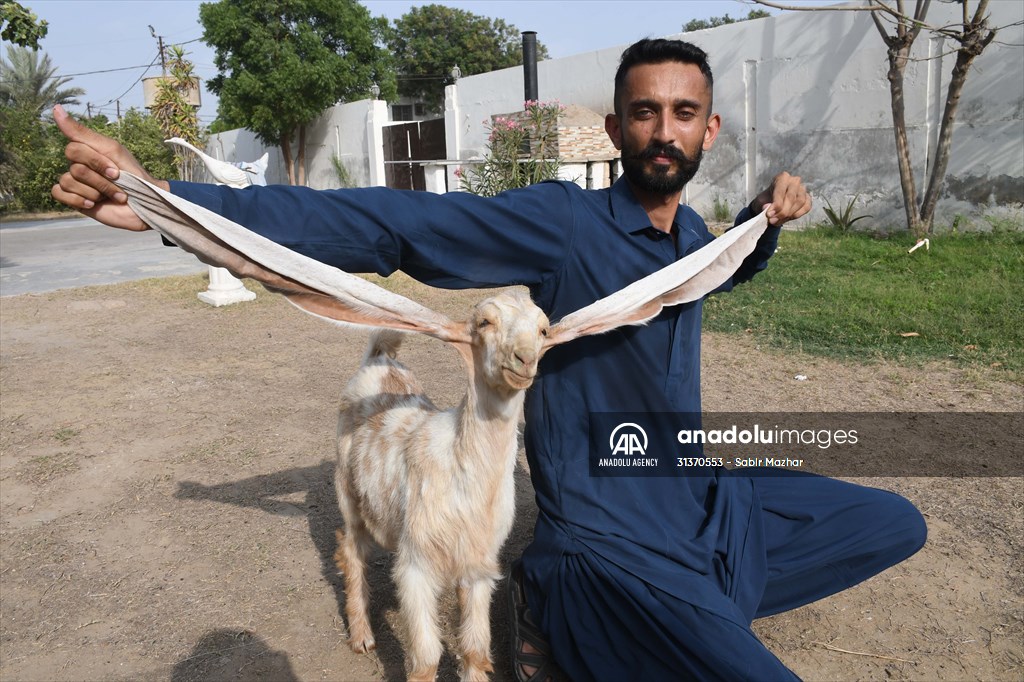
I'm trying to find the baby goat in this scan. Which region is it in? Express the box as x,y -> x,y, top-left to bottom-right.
334,290 -> 545,681
111,172 -> 769,682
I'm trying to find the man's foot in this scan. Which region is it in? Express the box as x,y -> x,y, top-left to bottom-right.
507,560 -> 567,682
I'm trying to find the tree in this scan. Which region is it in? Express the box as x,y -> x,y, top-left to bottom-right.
150,45 -> 204,181
109,109 -> 180,182
0,107 -> 178,213
0,45 -> 84,116
683,9 -> 771,33
0,45 -> 83,210
755,0 -> 999,236
388,4 -> 549,113
199,0 -> 395,186
0,1 -> 48,49
0,100 -> 177,214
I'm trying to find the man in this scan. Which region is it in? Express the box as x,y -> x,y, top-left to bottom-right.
52,39 -> 925,681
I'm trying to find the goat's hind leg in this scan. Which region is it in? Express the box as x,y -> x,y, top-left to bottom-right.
458,572 -> 497,682
334,501 -> 377,653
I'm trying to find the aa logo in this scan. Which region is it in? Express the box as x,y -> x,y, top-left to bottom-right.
609,423 -> 648,456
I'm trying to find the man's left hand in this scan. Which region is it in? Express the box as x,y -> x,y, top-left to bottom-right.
752,172 -> 811,226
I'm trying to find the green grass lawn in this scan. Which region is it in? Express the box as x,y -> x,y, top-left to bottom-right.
703,227 -> 1024,374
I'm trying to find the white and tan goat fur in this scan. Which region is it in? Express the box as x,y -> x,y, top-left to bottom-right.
111,172 -> 769,682
335,290 -> 546,681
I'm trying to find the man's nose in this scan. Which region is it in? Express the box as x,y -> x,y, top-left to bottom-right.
652,114 -> 675,144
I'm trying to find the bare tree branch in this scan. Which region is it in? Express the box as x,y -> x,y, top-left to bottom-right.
748,0 -> 1004,235
750,0 -> 941,34
871,8 -> 895,46
908,0 -> 932,42
750,0 -> 902,21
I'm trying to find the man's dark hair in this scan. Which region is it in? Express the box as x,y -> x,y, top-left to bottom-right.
613,39 -> 714,116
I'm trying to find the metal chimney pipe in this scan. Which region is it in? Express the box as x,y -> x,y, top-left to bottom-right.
522,31 -> 538,103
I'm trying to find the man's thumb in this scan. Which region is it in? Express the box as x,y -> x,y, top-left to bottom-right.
54,104 -> 101,145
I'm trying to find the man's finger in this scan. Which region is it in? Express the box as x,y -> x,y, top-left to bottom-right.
66,153 -> 126,201
63,167 -> 127,204
55,105 -> 122,180
54,104 -> 114,150
773,177 -> 809,222
51,181 -> 95,210
51,182 -> 148,231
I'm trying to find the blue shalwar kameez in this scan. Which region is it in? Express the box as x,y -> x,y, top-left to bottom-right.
169,177 -> 927,681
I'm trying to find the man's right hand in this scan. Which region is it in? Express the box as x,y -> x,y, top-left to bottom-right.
50,104 -> 170,231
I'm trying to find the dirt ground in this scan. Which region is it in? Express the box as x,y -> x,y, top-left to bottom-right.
1,273 -> 1021,682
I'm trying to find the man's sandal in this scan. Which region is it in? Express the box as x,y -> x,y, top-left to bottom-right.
507,560 -> 567,682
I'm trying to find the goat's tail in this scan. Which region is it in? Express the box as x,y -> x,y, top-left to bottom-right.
363,329 -> 405,364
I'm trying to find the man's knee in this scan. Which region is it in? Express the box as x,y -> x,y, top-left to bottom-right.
883,490 -> 927,560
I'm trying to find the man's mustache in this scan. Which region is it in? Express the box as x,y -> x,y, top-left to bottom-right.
629,144 -> 690,162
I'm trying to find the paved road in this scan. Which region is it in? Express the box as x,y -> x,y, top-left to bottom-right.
0,215 -> 206,296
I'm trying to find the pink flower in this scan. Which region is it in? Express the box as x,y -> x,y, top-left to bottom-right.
454,167 -> 463,178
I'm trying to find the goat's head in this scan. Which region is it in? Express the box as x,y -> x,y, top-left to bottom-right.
469,289 -> 550,392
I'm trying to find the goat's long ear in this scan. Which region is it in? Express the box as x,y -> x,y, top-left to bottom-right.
114,173 -> 470,344
545,210 -> 770,347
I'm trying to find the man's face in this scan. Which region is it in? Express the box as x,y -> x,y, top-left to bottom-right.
605,62 -> 721,196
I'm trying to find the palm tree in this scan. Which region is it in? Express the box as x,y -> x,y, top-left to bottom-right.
0,45 -> 84,116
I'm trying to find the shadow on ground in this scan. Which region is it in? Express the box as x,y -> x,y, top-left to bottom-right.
171,459 -> 538,681
169,628 -> 300,682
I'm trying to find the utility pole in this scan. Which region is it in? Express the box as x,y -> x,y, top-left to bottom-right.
86,102 -> 92,119
149,24 -> 167,75
116,99 -> 121,120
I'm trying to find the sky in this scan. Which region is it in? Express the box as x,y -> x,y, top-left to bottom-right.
20,0 -> 782,123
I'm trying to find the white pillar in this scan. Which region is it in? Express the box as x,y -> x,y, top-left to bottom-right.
422,163 -> 447,194
444,83 -> 462,191
924,35 -> 945,189
366,99 -> 388,187
743,60 -> 758,200
559,162 -> 588,189
195,140 -> 263,306
198,266 -> 256,306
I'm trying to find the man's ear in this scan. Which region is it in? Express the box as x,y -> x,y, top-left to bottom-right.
703,113 -> 721,152
605,113 -> 623,150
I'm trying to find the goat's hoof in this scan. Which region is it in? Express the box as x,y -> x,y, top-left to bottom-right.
460,653 -> 493,681
408,669 -> 438,682
348,633 -> 376,654
460,666 -> 493,682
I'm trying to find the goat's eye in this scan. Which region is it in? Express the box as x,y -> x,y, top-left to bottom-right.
541,328 -> 549,337
478,319 -> 491,330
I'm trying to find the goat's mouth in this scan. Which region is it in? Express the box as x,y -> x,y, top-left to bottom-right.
501,366 -> 536,389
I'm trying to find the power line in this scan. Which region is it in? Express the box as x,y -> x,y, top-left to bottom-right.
62,63 -> 155,78
96,52 -> 161,108
0,63 -> 157,83
55,37 -> 207,81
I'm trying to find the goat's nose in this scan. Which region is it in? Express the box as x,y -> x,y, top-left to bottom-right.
514,350 -> 537,367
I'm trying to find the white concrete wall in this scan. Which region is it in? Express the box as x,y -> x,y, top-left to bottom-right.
449,2 -> 1023,227
207,98 -> 385,189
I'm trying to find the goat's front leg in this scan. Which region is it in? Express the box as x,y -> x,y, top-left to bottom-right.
458,573 -> 497,682
395,551 -> 443,682
334,527 -> 376,653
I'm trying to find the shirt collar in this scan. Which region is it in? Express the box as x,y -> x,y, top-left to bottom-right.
609,175 -> 687,238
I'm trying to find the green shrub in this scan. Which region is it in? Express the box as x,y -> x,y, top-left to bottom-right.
458,100 -> 563,197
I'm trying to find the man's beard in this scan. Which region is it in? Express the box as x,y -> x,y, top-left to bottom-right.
620,142 -> 703,195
